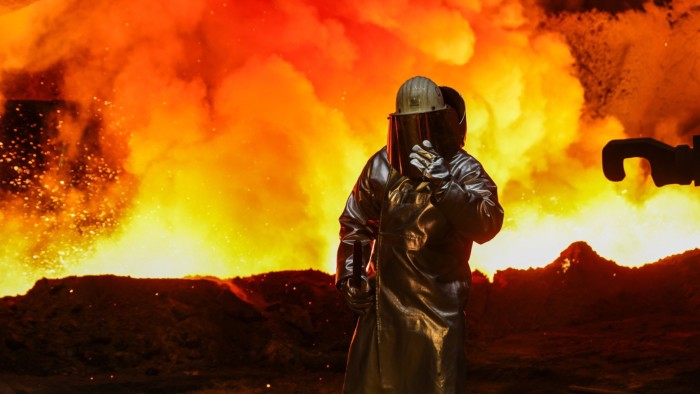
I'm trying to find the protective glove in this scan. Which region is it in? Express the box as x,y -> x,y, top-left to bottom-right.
409,140 -> 452,201
340,275 -> 375,315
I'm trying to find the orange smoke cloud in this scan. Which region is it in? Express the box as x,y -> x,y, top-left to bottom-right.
1,0 -> 699,296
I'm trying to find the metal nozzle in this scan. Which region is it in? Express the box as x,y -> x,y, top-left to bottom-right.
602,136 -> 700,187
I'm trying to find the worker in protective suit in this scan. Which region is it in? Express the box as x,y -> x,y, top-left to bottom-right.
336,76 -> 504,393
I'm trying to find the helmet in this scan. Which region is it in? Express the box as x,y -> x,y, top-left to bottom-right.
387,76 -> 466,179
395,75 -> 447,115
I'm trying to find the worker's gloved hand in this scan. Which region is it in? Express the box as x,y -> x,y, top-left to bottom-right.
410,140 -> 451,183
340,276 -> 375,315
410,140 -> 452,200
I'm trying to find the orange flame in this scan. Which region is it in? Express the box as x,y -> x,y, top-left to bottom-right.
1,0 -> 700,296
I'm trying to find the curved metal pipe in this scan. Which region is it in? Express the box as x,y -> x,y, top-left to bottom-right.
602,136 -> 700,187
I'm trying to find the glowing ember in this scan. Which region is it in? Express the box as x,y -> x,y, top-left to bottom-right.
1,0 -> 700,296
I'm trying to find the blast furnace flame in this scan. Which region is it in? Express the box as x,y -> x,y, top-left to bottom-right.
1,0 -> 700,296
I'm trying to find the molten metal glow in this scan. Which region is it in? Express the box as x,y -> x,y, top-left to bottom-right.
1,0 -> 700,296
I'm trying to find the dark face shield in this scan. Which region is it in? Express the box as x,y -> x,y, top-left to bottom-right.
387,108 -> 462,180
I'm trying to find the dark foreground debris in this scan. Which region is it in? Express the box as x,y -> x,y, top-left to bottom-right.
0,243 -> 699,393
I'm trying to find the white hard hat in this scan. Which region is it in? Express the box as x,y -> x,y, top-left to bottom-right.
394,76 -> 447,115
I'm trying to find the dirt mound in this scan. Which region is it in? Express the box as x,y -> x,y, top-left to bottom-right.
1,244 -> 699,392
0,275 -> 265,376
470,242 -> 700,337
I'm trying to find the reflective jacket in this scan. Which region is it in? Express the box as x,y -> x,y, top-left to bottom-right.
336,147 -> 503,393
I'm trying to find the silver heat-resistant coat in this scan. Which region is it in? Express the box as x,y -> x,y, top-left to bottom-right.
337,147 -> 503,394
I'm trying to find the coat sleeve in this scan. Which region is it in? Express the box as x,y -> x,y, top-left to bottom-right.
432,153 -> 504,244
335,151 -> 386,288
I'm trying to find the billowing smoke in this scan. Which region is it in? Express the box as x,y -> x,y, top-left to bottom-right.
1,0 -> 699,296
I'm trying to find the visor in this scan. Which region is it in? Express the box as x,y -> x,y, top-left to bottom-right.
387,108 -> 461,180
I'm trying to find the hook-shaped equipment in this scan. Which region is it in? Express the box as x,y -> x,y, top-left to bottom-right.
602,136 -> 700,187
